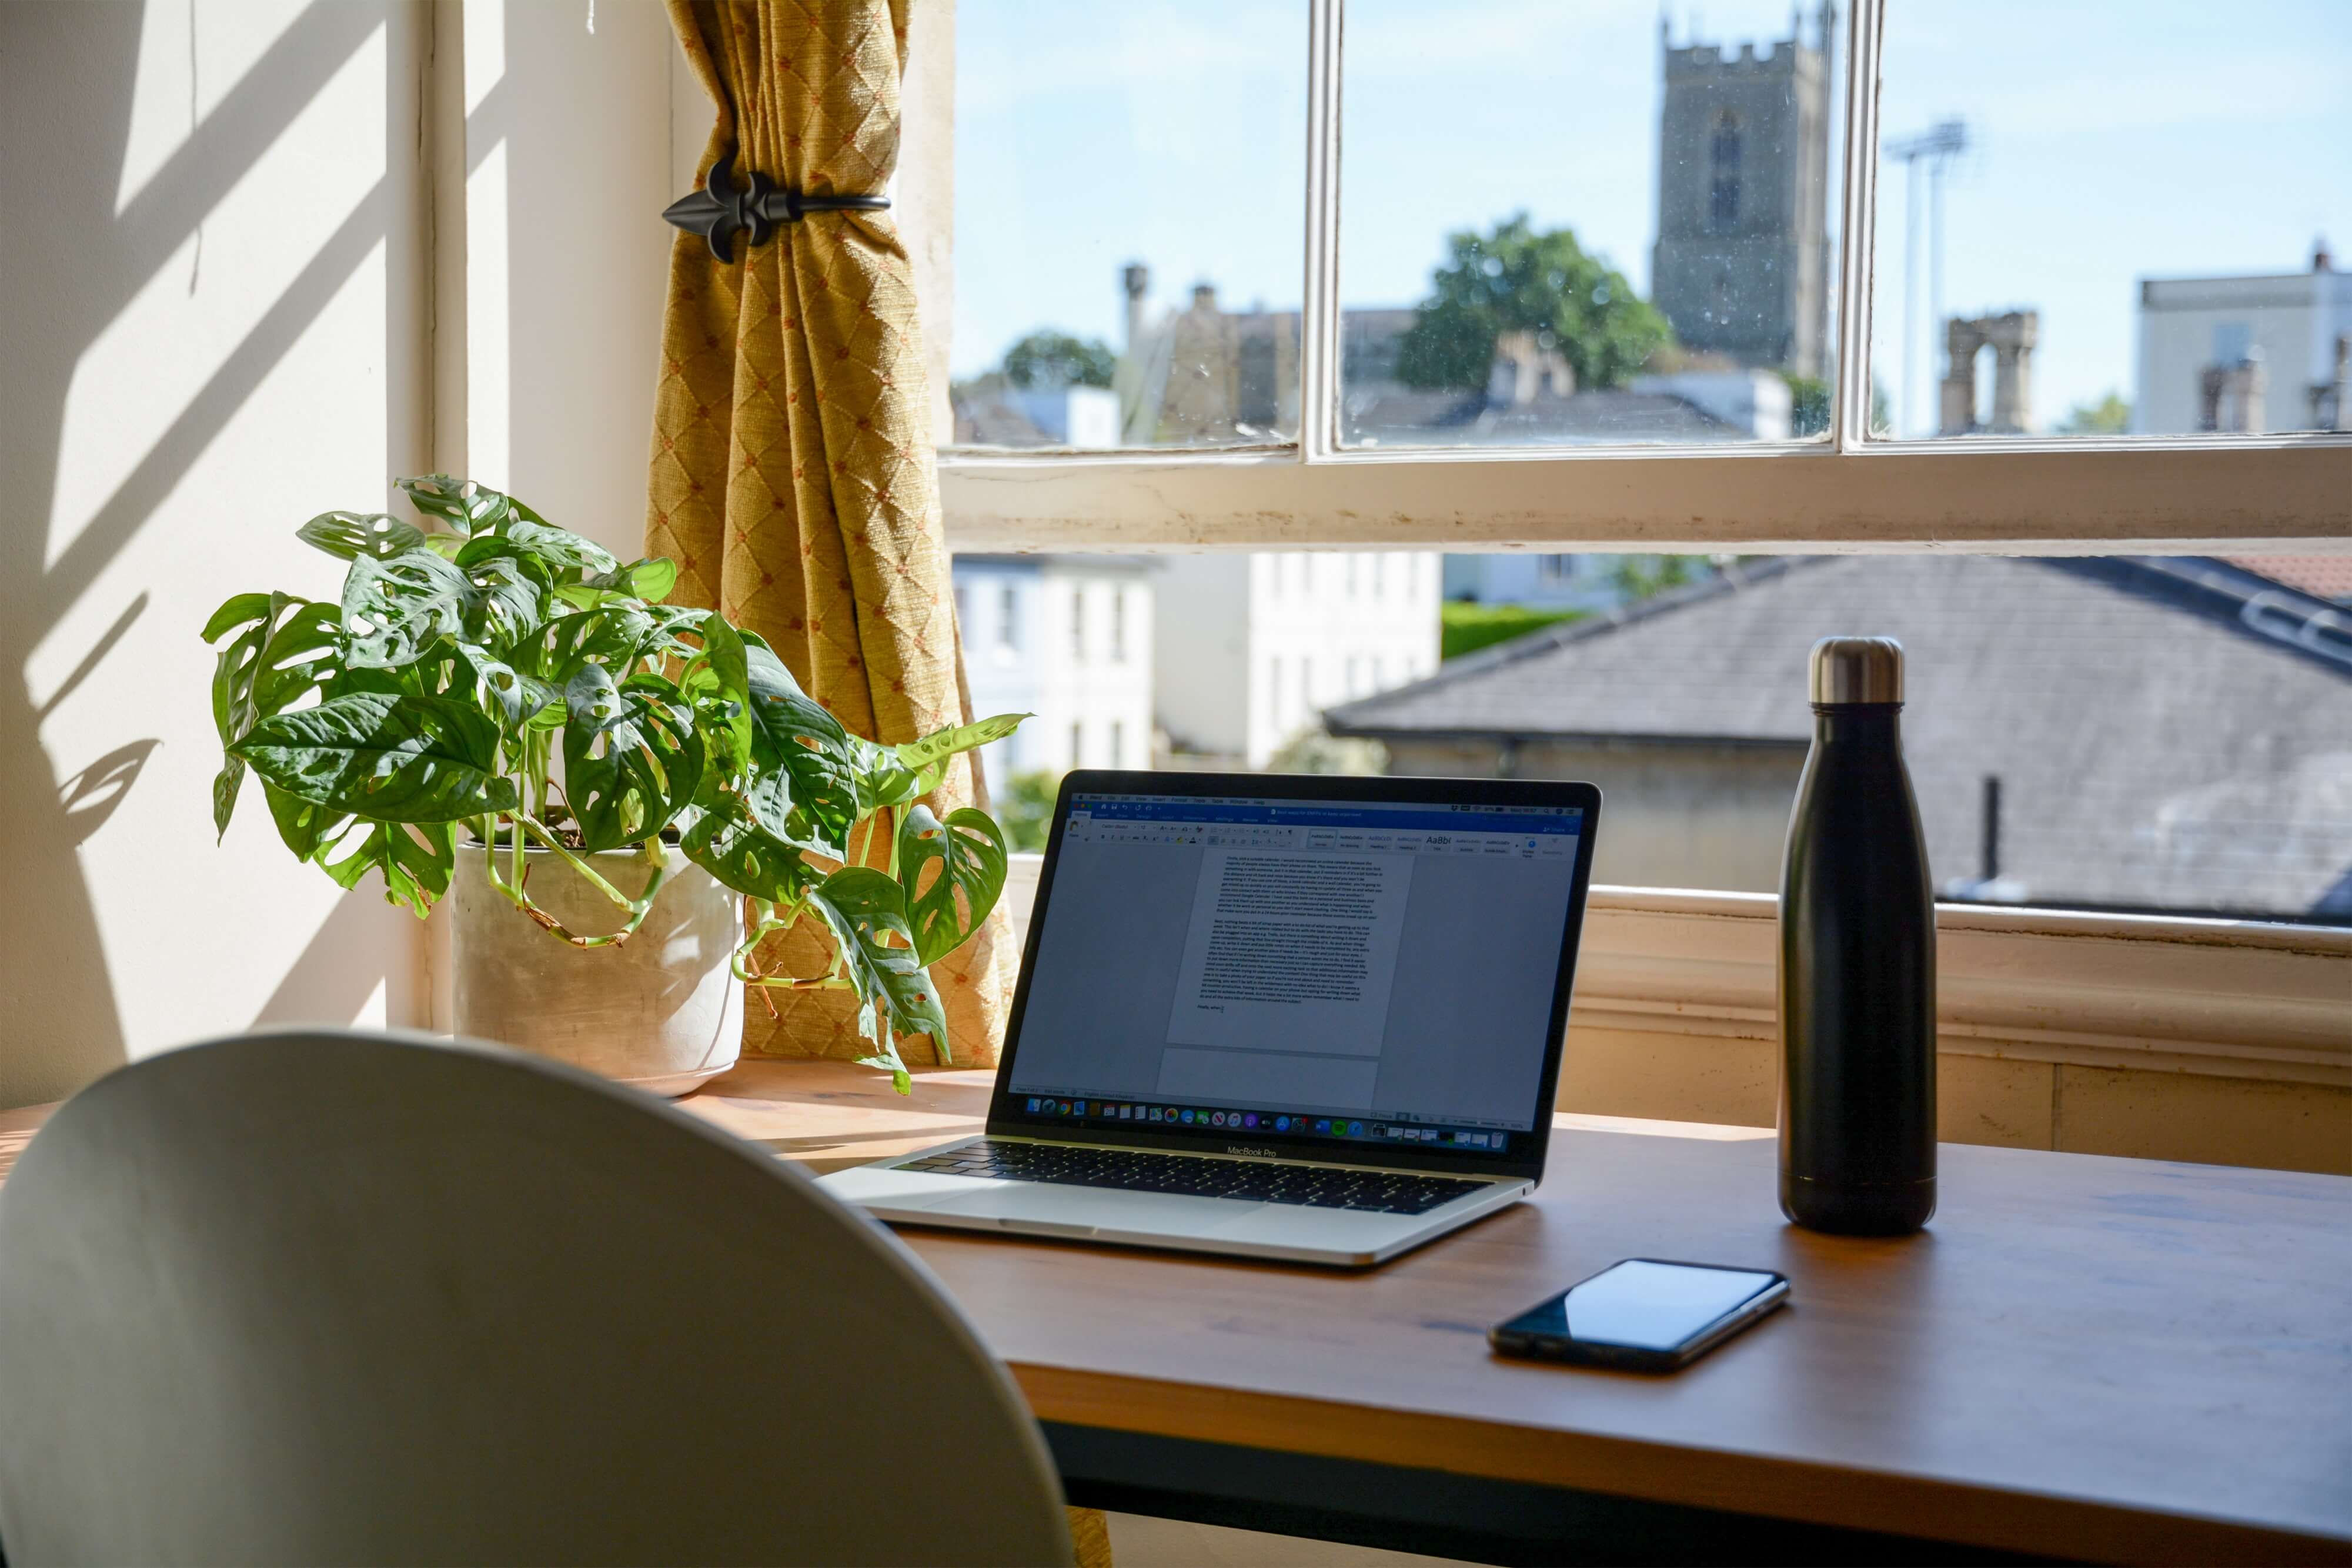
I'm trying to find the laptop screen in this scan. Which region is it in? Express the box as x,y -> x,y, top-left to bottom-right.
996,783 -> 1593,1166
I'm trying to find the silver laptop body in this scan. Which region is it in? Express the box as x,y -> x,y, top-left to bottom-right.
820,771 -> 1602,1268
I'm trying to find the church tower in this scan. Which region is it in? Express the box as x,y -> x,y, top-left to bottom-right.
1651,6 -> 1836,377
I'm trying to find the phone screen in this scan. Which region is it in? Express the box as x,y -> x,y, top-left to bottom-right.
1500,1259 -> 1783,1352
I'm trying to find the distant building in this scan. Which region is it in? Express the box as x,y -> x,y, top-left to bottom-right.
1155,552 -> 1442,768
2136,242 -> 2352,434
1329,556 -> 2352,921
1442,555 -> 1626,613
951,556 -> 1154,784
1650,8 -> 1838,377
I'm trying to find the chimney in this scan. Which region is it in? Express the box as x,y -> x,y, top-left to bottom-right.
1191,282 -> 1218,313
1121,262 -> 1150,350
2314,235 -> 2334,273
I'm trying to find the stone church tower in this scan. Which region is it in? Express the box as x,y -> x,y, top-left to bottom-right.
1651,7 -> 1836,377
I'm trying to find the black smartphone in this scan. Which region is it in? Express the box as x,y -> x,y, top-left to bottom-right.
1489,1258 -> 1790,1372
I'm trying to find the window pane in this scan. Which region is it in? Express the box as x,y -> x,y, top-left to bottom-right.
1872,2 -> 2352,439
955,548 -> 2347,924
949,2 -> 1305,450
1338,2 -> 1845,449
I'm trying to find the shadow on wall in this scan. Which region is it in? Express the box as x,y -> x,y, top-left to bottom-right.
0,2 -> 397,1104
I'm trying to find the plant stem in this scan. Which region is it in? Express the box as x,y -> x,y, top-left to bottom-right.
514,813 -> 636,910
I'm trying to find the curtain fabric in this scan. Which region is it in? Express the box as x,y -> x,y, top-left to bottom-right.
647,0 -> 1013,1073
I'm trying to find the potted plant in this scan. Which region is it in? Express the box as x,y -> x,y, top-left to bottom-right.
206,476 -> 1023,1095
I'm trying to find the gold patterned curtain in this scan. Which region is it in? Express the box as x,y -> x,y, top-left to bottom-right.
647,0 -> 1014,1073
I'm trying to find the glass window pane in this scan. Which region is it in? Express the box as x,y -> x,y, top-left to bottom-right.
954,546 -> 2346,924
949,2 -> 1305,450
1339,2 -> 1846,449
1872,2 -> 2352,439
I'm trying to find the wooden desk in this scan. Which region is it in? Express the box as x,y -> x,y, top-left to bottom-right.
5,1061 -> 2348,1564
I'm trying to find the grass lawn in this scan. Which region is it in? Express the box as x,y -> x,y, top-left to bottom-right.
1441,601 -> 1586,661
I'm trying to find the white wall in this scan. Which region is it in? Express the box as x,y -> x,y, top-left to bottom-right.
2136,269 -> 2351,435
1151,554 -> 1253,757
0,1 -> 432,1106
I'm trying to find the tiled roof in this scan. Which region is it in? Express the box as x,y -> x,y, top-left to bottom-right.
1328,555 -> 2352,918
2229,556 -> 2352,604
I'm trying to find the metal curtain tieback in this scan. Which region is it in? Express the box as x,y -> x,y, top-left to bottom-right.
661,150 -> 890,263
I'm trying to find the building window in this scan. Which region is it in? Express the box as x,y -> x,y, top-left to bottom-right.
1109,719 -> 1125,767
1070,587 -> 1085,661
997,584 -> 1017,651
1069,720 -> 1083,767
1111,589 -> 1127,662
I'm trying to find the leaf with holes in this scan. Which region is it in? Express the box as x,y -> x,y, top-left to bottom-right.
680,613 -> 753,775
742,639 -> 858,854
232,691 -> 515,823
530,605 -> 656,685
808,867 -> 951,1056
562,664 -> 704,850
316,816 -> 458,917
298,511 -> 429,561
341,548 -> 476,669
459,552 -> 547,651
459,519 -> 618,580
395,474 -> 514,538
897,804 -> 1009,967
679,788 -> 818,905
894,713 -> 1031,797
456,642 -> 559,734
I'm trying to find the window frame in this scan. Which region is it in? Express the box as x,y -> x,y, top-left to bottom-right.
934,0 -> 2351,551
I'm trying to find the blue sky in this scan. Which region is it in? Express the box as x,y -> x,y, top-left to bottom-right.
951,1 -> 2351,433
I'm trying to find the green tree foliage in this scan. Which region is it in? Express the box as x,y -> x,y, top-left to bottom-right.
2059,392 -> 2132,434
1396,213 -> 1672,393
1610,555 -> 1708,603
998,769 -> 1064,852
1441,602 -> 1583,661
1002,330 -> 1117,390
1782,374 -> 1830,438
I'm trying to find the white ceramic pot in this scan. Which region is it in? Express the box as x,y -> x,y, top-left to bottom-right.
451,845 -> 743,1096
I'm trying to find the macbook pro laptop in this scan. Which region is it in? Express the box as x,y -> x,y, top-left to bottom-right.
818,771 -> 1602,1267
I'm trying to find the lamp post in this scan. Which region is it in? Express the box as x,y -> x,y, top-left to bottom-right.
1883,118 -> 1969,437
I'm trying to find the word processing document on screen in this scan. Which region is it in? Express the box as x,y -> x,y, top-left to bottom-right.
1008,795 -> 1584,1133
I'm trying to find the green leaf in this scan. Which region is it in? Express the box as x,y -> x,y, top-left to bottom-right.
530,605 -> 656,684
893,712 -> 1030,797
297,511 -> 428,561
561,664 -> 704,850
679,789 -> 818,904
317,817 -> 457,917
395,474 -> 513,538
232,691 -> 517,824
455,641 -> 559,734
202,591 -> 275,644
250,601 -> 348,721
458,520 -> 617,580
808,867 -> 951,1057
848,737 -> 922,813
619,556 -> 679,603
206,591 -> 302,840
682,614 -> 753,775
263,781 -> 348,861
741,641 -> 857,855
341,549 -> 476,669
897,805 -> 1009,967
457,553 -> 547,651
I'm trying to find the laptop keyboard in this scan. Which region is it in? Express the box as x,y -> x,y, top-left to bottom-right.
897,1140 -> 1489,1215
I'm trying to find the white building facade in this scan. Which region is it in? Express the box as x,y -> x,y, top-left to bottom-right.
951,556 -> 1155,786
1154,553 -> 1442,767
2136,245 -> 2352,434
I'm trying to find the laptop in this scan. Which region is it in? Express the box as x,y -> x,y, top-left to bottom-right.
818,771 -> 1602,1267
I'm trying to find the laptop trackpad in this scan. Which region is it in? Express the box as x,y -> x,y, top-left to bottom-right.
928,1184 -> 1260,1235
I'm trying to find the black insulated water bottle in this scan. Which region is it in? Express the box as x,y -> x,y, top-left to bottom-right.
1778,636 -> 1936,1235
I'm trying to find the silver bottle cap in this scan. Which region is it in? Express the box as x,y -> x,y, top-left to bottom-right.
1809,636 -> 1904,704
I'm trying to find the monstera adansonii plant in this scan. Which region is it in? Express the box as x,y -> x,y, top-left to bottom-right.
206,476 -> 1024,1090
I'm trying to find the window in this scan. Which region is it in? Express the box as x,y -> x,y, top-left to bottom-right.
1111,589 -> 1128,662
997,584 -> 1018,651
931,0 -> 2348,933
1070,720 -> 1084,768
1110,719 -> 1127,767
1070,587 -> 1086,662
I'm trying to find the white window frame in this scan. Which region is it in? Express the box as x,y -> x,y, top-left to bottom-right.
936,0 -> 2349,553
924,0 -> 2350,1097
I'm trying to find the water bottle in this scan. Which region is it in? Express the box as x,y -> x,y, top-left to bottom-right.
1778,636 -> 1936,1235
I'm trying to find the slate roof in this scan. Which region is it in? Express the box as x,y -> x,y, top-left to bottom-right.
1327,555 -> 2352,920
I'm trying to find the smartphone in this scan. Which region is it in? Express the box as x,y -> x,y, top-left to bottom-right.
1489,1258 -> 1789,1372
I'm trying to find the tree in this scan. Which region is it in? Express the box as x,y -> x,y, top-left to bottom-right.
1396,213 -> 1672,393
2059,392 -> 2132,434
1002,330 -> 1116,390
1610,554 -> 1706,603
1782,374 -> 1830,437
